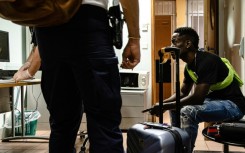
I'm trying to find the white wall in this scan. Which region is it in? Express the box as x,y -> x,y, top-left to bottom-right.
221,0 -> 245,94
116,0 -> 152,110
0,18 -> 24,70
241,0 -> 245,94
0,19 -> 26,135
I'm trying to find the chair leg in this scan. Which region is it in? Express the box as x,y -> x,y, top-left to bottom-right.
79,137 -> 89,153
223,144 -> 229,153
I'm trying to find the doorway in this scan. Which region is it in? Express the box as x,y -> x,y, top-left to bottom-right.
152,1 -> 176,105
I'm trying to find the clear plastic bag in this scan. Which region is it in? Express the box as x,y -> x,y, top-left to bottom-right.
4,110 -> 41,128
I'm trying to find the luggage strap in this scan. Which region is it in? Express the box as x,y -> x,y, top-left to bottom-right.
168,129 -> 186,153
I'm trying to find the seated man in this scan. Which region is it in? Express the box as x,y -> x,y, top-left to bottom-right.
149,27 -> 245,152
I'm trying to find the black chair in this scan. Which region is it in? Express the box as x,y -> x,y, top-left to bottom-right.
79,130 -> 89,153
202,115 -> 245,153
222,115 -> 245,153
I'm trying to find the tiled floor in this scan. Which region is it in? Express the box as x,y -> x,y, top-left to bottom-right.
0,114 -> 245,153
0,127 -> 244,153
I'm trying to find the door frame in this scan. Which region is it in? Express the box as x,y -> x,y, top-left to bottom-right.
151,0 -> 176,122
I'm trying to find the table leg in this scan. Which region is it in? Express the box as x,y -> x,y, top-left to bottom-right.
2,85 -> 49,142
21,86 -> 25,137
10,87 -> 15,138
223,144 -> 229,153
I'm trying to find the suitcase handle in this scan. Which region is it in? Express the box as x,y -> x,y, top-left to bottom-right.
159,47 -> 181,127
141,122 -> 171,129
142,47 -> 181,127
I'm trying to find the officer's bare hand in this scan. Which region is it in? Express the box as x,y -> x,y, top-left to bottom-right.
120,39 -> 140,69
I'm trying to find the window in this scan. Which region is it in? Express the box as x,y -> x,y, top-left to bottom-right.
187,0 -> 204,49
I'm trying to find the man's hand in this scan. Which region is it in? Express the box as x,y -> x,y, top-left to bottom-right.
13,69 -> 33,82
19,62 -> 31,71
119,0 -> 140,69
13,61 -> 33,82
142,103 -> 166,117
120,38 -> 140,69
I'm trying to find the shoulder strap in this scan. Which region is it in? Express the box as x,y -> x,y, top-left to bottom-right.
185,65 -> 197,83
221,58 -> 243,87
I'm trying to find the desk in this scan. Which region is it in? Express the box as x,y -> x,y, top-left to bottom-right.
0,79 -> 49,142
202,127 -> 245,153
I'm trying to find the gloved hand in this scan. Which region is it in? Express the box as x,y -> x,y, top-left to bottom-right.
13,69 -> 33,82
18,62 -> 31,71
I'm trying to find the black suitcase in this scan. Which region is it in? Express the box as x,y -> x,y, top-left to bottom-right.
127,47 -> 191,153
